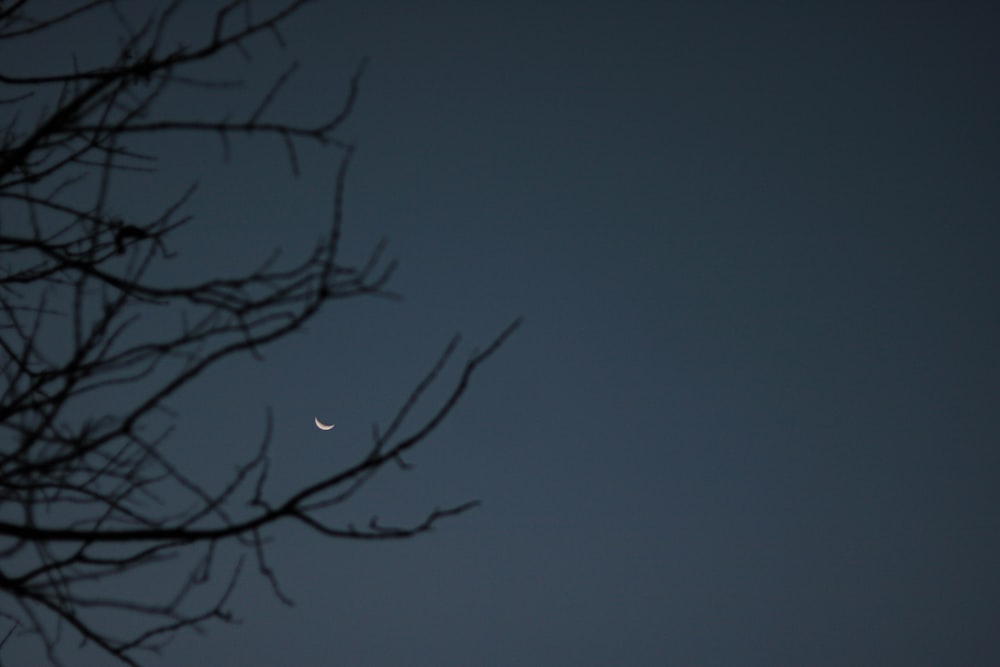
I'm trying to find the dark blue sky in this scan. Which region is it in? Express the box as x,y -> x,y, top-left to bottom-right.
6,1 -> 1000,665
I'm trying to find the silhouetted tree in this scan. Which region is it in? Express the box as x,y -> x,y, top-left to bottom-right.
0,2 -> 519,664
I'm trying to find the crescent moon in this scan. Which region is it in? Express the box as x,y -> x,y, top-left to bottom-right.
314,417 -> 335,431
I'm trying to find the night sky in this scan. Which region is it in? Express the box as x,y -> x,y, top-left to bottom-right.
5,1 -> 1000,665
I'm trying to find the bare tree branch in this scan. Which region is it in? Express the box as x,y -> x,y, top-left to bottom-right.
0,2 -> 519,664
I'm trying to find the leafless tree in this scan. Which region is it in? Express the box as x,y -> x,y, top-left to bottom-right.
0,2 -> 520,664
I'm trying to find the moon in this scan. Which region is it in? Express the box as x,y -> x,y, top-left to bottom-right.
314,417 -> 335,431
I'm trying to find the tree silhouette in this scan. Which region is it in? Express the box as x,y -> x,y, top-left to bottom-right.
0,2 -> 519,664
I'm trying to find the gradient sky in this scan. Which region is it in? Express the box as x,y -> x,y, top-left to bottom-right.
5,1 -> 1000,665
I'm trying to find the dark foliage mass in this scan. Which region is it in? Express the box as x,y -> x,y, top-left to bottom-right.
0,2 -> 518,664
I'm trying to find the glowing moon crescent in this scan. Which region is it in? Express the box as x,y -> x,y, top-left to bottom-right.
314,417 -> 335,431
